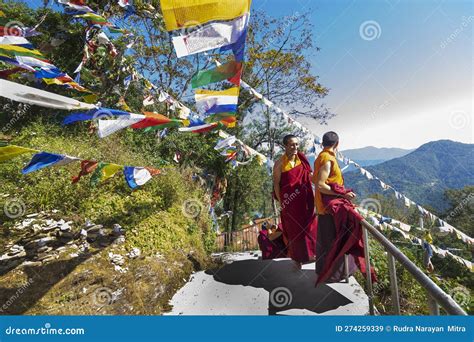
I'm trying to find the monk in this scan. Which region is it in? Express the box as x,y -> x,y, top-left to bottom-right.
313,131 -> 376,284
257,223 -> 287,260
273,135 -> 317,269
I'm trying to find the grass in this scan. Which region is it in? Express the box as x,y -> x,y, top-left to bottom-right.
0,116 -> 217,314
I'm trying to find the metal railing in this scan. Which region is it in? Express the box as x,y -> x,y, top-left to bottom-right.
213,217 -> 467,315
361,219 -> 467,316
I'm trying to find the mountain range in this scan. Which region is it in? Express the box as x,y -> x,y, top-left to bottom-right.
343,140 -> 474,212
341,146 -> 414,166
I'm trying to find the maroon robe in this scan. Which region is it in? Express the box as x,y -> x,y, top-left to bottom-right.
257,230 -> 287,259
316,183 -> 377,285
278,152 -> 317,263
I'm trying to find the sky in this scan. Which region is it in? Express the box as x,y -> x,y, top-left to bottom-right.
24,0 -> 473,150
258,0 -> 473,150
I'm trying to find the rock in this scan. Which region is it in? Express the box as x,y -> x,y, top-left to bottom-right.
126,247 -> 141,259
39,254 -> 58,263
32,224 -> 43,232
36,246 -> 52,254
108,252 -> 125,266
57,231 -> 75,241
24,237 -> 54,250
78,242 -> 90,253
112,224 -> 125,236
21,260 -> 42,267
1,246 -> 27,261
42,224 -> 58,232
59,222 -> 72,231
112,236 -> 126,245
79,229 -> 88,240
8,244 -> 25,255
15,218 -> 35,230
86,224 -> 103,232
112,288 -> 124,301
114,265 -> 128,273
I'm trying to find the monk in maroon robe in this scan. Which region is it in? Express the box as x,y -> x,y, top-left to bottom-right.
257,224 -> 287,259
317,183 -> 377,284
312,131 -> 376,284
273,135 -> 317,268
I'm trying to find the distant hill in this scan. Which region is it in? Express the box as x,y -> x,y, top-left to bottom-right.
343,140 -> 474,212
307,146 -> 412,169
341,146 -> 414,166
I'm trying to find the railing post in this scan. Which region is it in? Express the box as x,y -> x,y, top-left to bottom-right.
387,252 -> 401,315
344,254 -> 349,283
361,219 -> 466,315
362,225 -> 375,315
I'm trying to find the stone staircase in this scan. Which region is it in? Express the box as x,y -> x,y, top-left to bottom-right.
166,251 -> 370,315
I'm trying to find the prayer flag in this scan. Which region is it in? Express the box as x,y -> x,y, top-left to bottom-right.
195,87 -> 239,115
0,145 -> 36,162
171,14 -> 249,57
124,166 -> 160,189
191,61 -> 242,88
90,162 -> 123,186
22,152 -> 79,174
160,0 -> 251,31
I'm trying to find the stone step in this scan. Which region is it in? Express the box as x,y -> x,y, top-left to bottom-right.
166,251 -> 370,316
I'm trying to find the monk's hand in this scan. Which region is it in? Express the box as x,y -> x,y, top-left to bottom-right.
344,192 -> 357,201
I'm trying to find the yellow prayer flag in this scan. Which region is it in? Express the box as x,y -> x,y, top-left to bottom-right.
0,44 -> 43,57
101,163 -> 123,182
160,0 -> 251,31
194,87 -> 239,97
0,145 -> 37,162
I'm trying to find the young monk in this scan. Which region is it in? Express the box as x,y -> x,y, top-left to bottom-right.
313,131 -> 376,284
273,135 -> 317,269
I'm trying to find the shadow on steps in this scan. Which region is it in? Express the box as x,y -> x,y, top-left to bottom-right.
205,258 -> 353,315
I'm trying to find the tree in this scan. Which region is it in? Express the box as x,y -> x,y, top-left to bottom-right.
443,186 -> 474,237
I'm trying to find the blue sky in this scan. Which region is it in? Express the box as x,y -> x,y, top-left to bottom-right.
258,0 -> 473,149
23,0 -> 473,149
